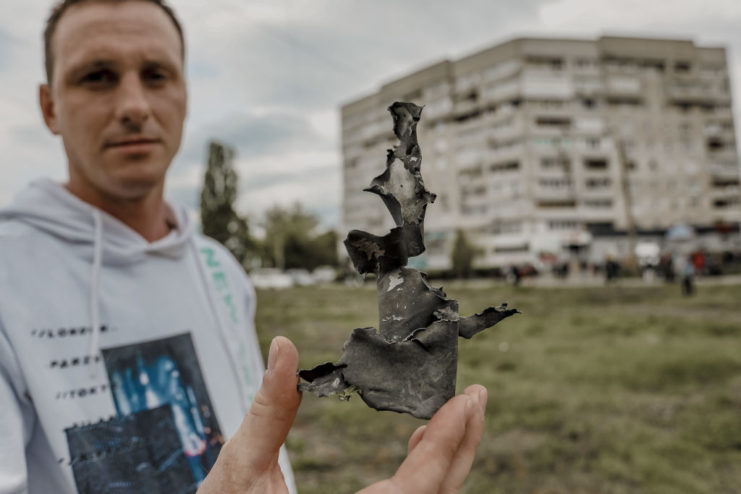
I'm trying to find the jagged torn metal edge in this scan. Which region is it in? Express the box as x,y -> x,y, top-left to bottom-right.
298,102 -> 519,419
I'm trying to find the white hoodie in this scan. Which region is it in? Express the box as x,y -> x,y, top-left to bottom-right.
0,180 -> 295,494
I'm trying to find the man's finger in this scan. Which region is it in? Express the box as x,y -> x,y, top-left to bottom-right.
407,425 -> 427,455
231,336 -> 302,474
198,337 -> 301,493
390,392 -> 476,492
438,385 -> 487,494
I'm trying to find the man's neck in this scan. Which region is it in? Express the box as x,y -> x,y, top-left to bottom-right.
65,181 -> 175,242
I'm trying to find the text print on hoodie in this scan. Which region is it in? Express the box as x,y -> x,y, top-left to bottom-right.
0,179 -> 295,494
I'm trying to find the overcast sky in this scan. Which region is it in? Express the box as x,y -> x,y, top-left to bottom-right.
2,0 -> 741,230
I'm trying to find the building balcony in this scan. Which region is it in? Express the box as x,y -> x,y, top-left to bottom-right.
487,124 -> 524,142
711,186 -> 741,199
534,187 -> 576,201
709,163 -> 741,179
453,98 -> 482,118
481,80 -> 521,104
706,149 -> 739,162
576,207 -> 618,222
703,124 -> 735,138
605,76 -> 642,96
579,187 -> 617,200
713,107 -> 734,118
573,80 -> 604,96
534,200 -> 578,216
666,85 -> 728,105
485,143 -> 525,162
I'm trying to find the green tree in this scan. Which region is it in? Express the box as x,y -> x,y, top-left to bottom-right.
200,141 -> 253,265
261,204 -> 339,270
451,228 -> 480,279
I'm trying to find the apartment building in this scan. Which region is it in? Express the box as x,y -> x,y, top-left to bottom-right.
341,36 -> 741,269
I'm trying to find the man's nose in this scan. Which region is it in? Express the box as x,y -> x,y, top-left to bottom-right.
115,74 -> 151,128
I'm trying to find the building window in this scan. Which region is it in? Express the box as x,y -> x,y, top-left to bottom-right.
538,178 -> 572,188
527,56 -> 564,70
575,58 -> 598,69
462,185 -> 487,196
541,157 -> 570,169
713,178 -> 740,187
537,200 -> 576,208
674,61 -> 692,73
495,243 -> 530,253
488,137 -> 522,151
491,220 -> 522,234
714,198 -> 740,208
461,205 -> 488,215
536,116 -> 571,127
707,137 -> 727,151
489,161 -> 520,172
585,177 -> 611,188
584,159 -> 608,170
583,199 -> 613,208
458,166 -> 483,181
547,220 -> 578,230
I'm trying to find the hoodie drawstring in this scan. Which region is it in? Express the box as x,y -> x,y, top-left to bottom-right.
82,208 -> 247,403
88,209 -> 103,378
189,240 -> 250,412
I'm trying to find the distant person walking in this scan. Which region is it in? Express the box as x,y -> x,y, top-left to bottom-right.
605,255 -> 620,284
691,249 -> 706,276
675,254 -> 695,296
506,265 -> 521,286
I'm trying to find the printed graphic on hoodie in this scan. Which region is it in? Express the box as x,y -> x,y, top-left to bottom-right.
65,333 -> 224,494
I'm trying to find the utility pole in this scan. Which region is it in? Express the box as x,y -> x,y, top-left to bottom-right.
615,137 -> 638,267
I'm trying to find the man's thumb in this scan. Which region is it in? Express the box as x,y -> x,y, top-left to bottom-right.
230,336 -> 302,474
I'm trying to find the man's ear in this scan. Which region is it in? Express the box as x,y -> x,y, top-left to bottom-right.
39,84 -> 60,135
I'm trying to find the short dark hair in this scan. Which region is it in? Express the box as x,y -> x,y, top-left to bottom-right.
43,0 -> 185,84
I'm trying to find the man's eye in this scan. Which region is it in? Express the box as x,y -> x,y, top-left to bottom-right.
80,70 -> 115,85
143,69 -> 168,83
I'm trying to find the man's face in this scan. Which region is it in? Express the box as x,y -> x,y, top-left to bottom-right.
40,0 -> 187,202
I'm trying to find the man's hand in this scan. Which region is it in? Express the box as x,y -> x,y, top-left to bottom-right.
197,336 -> 302,494
358,383 -> 486,494
197,336 -> 487,494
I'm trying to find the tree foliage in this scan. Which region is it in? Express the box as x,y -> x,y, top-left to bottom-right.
261,204 -> 339,270
200,141 -> 253,265
451,228 -> 480,278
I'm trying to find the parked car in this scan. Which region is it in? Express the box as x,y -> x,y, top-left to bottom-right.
287,269 -> 316,286
249,268 -> 293,289
312,266 -> 337,284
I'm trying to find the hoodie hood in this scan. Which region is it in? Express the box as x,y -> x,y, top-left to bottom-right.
0,178 -> 196,265
0,179 -> 200,375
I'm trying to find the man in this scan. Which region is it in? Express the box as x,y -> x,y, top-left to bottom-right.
0,1 -> 488,493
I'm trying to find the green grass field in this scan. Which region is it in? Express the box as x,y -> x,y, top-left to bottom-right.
254,281 -> 741,494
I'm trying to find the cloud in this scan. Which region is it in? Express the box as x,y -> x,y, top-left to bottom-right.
169,109 -> 336,178
166,109 -> 340,226
3,0 -> 741,234
0,29 -> 17,71
538,0 -> 741,32
180,0 -> 545,114
234,160 -> 341,229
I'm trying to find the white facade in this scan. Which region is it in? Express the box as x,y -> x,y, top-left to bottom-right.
341,36 -> 741,269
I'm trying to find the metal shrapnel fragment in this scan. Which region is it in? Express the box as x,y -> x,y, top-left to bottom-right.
299,102 -> 518,419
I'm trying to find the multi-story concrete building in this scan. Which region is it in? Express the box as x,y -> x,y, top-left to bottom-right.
341,36 -> 741,269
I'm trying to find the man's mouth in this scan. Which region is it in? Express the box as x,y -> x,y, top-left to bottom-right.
105,138 -> 161,148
